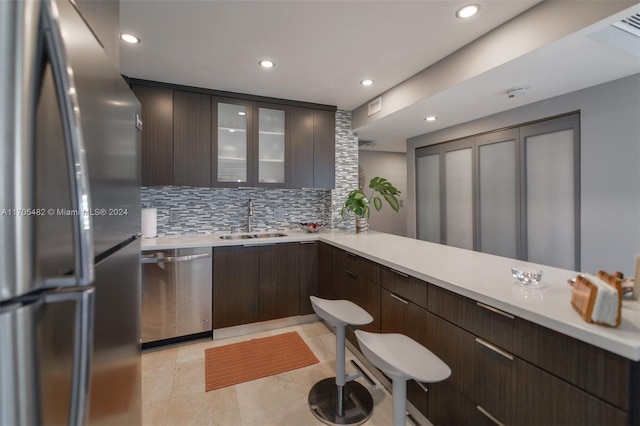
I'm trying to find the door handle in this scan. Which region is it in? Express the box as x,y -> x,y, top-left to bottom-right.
475,337 -> 514,361
477,405 -> 505,426
41,0 -> 94,287
476,302 -> 514,320
390,268 -> 409,278
345,270 -> 357,278
390,293 -> 409,304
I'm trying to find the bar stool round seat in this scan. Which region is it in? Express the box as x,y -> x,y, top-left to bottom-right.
308,296 -> 374,425
355,330 -> 451,426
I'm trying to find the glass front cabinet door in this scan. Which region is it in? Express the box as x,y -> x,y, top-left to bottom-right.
214,98 -> 253,187
213,99 -> 288,187
256,105 -> 286,186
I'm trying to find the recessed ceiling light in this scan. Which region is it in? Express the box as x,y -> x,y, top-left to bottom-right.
425,116 -> 438,122
238,111 -> 246,116
360,79 -> 374,86
259,60 -> 275,68
120,33 -> 140,44
456,4 -> 480,19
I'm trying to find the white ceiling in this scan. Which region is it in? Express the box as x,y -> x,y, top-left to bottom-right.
120,1 -> 640,153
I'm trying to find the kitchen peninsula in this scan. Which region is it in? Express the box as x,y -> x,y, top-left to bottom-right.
143,229 -> 640,425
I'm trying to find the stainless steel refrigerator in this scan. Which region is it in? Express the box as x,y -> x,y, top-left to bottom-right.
1,0 -> 142,425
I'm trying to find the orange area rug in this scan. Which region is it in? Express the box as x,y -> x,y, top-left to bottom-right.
205,331 -> 319,391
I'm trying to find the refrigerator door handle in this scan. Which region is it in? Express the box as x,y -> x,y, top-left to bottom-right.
45,287 -> 95,426
40,0 -> 94,288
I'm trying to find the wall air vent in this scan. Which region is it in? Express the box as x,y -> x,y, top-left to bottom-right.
368,97 -> 382,116
613,13 -> 640,38
358,139 -> 377,147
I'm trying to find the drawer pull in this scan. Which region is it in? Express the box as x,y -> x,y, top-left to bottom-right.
390,268 -> 409,278
416,381 -> 428,393
476,406 -> 505,426
390,293 -> 409,304
475,338 -> 514,361
346,270 -> 358,278
476,302 -> 515,320
299,241 -> 316,245
346,251 -> 358,258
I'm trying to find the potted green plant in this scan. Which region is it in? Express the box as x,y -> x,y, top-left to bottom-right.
341,177 -> 401,233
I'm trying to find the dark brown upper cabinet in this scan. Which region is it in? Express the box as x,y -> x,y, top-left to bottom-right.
132,79 -> 335,188
173,90 -> 211,187
131,84 -> 174,186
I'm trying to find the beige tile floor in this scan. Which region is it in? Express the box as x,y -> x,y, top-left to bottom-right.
141,321 -> 400,426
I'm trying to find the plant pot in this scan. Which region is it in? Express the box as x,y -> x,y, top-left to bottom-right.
355,217 -> 369,233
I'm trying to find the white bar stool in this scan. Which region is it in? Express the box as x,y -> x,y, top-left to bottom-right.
355,330 -> 451,426
308,296 -> 375,425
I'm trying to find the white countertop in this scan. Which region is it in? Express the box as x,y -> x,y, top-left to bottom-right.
141,230 -> 640,361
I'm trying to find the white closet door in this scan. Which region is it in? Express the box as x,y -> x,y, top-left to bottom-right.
416,154 -> 440,243
445,148 -> 473,250
478,140 -> 517,258
525,128 -> 575,270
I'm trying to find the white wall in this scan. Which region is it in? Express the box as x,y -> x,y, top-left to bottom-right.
358,150 -> 407,236
407,74 -> 640,275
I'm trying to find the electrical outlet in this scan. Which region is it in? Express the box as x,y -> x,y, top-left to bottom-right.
275,209 -> 284,221
169,210 -> 179,223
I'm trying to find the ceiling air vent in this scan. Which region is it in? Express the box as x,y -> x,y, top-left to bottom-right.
613,13 -> 640,38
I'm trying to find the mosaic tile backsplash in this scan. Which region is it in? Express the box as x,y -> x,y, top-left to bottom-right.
142,109 -> 359,235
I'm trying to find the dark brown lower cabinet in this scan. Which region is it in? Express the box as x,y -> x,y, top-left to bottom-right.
429,381 -> 494,426
427,310 -> 629,426
514,360 -> 627,425
260,243 -> 300,321
380,289 -> 429,417
317,242 -> 333,299
427,312 -> 514,425
332,259 -> 380,348
213,246 -> 260,328
214,243 -> 302,328
299,241 -> 318,315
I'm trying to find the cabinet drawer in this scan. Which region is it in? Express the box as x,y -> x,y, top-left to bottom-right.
428,285 -> 515,352
515,318 -> 633,411
515,358 -> 627,426
427,313 -> 514,425
429,381 -> 496,426
381,267 -> 427,309
332,265 -> 380,328
332,247 -> 380,284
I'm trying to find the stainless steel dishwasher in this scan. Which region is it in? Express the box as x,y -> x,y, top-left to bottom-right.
141,248 -> 212,344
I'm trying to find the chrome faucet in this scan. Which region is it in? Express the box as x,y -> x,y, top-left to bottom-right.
247,199 -> 254,232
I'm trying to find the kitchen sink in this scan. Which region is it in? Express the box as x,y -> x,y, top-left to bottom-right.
219,232 -> 287,240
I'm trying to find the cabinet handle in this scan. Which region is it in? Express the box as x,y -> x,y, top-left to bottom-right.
243,243 -> 276,247
346,252 -> 357,258
476,302 -> 514,320
390,268 -> 409,278
299,241 -> 315,245
415,381 -> 428,393
345,270 -> 358,278
475,338 -> 514,361
390,293 -> 409,304
476,406 -> 505,426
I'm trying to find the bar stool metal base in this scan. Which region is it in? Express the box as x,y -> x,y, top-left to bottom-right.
308,378 -> 373,426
